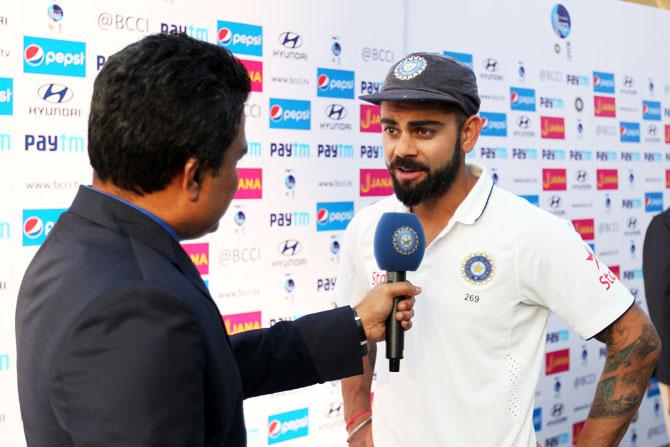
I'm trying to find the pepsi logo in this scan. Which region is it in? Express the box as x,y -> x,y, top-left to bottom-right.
24,44 -> 45,66
270,105 -> 283,121
317,208 -> 329,224
643,104 -> 650,114
645,196 -> 652,206
23,216 -> 44,239
620,126 -> 627,136
481,117 -> 489,128
217,27 -> 232,45
268,419 -> 281,438
318,74 -> 329,90
593,76 -> 601,86
510,92 -> 519,103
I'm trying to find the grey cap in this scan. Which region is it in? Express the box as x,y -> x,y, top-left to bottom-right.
359,52 -> 481,116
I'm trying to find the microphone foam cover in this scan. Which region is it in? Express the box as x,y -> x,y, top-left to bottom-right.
373,212 -> 426,272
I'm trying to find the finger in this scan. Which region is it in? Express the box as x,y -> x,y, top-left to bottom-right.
383,281 -> 421,298
401,320 -> 412,330
397,297 -> 415,311
395,309 -> 414,321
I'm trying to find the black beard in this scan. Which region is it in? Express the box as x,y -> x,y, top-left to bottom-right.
389,139 -> 462,207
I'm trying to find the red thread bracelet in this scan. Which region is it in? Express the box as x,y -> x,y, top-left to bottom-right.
346,410 -> 372,431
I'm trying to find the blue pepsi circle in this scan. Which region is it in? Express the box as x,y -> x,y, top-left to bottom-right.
551,4 -> 571,39
48,4 -> 64,22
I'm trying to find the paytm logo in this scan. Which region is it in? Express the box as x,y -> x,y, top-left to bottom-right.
593,71 -> 615,94
443,50 -> 473,68
0,134 -> 10,151
480,112 -> 507,137
316,202 -> 354,232
270,211 -> 310,227
268,408 -> 309,445
160,23 -> 209,41
217,20 -> 262,56
0,220 -> 9,239
642,100 -> 662,121
510,87 -> 536,111
23,36 -> 86,77
317,68 -> 355,99
645,192 -> 663,212
620,122 -> 641,143
23,208 -> 66,246
25,134 -> 85,152
0,78 -> 13,115
269,98 -> 310,130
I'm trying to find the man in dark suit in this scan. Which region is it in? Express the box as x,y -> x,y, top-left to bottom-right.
15,33 -> 420,447
643,207 -> 670,434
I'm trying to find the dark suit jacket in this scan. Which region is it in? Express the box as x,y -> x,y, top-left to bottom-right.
643,208 -> 670,383
16,186 -> 362,447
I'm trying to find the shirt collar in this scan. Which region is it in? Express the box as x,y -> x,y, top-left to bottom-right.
84,185 -> 180,241
394,163 -> 494,225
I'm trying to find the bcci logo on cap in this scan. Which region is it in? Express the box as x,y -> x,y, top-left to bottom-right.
461,253 -> 495,285
392,226 -> 419,256
393,55 -> 427,80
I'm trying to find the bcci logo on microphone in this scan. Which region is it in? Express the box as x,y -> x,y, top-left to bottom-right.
392,226 -> 419,256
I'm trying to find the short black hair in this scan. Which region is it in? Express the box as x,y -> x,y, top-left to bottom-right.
88,33 -> 251,194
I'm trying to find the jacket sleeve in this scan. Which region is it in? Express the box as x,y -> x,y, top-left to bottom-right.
50,283 -> 206,447
231,305 -> 363,398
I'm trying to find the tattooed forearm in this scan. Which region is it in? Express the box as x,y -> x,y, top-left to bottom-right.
588,308 -> 660,420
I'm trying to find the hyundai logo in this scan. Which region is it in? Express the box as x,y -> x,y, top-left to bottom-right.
279,31 -> 303,49
627,217 -> 638,229
324,401 -> 343,419
278,239 -> 301,256
648,125 -> 657,136
623,76 -> 634,89
38,83 -> 73,104
517,115 -> 530,129
552,403 -> 564,417
325,104 -> 347,121
482,58 -> 498,72
576,170 -> 588,183
549,196 -> 562,208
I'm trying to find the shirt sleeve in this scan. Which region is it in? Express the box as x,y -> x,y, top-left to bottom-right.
334,215 -> 372,308
517,212 -> 634,340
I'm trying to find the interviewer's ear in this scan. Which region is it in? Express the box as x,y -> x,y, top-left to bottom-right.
182,157 -> 204,202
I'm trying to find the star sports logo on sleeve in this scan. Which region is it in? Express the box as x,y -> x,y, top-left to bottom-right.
479,112 -> 507,137
23,36 -> 86,77
22,208 -> 66,246
269,98 -> 310,130
216,20 -> 262,56
316,68 -> 354,99
268,408 -> 309,444
510,87 -> 536,111
316,201 -> 354,231
592,71 -> 615,94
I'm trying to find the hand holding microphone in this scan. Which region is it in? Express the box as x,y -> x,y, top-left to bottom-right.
373,212 -> 426,372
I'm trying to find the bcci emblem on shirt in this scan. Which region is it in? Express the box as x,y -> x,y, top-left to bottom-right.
392,226 -> 420,255
461,252 -> 496,286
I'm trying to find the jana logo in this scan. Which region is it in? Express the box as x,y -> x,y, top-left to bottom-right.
23,36 -> 86,77
510,87 -> 536,111
23,208 -> 66,246
645,192 -> 663,212
216,21 -> 262,56
269,98 -> 310,130
316,202 -> 354,232
480,112 -> 507,137
551,4 -> 571,39
268,408 -> 309,445
316,68 -> 355,99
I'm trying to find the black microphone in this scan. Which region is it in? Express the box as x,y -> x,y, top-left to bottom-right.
373,213 -> 426,372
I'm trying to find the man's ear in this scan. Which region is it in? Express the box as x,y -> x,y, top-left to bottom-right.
461,115 -> 483,154
182,157 -> 203,202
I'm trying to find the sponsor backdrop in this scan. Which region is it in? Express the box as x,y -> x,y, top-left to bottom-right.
0,0 -> 668,446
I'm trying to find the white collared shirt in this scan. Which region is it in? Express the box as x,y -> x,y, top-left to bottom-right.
335,163 -> 633,447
